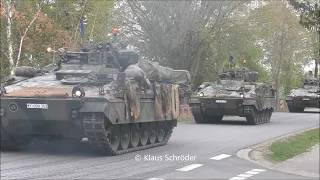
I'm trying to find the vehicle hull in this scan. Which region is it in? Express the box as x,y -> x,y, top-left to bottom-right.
0,97 -> 177,135
0,41 -> 183,156
0,92 -> 178,155
189,96 -> 275,125
190,98 -> 249,116
286,96 -> 320,112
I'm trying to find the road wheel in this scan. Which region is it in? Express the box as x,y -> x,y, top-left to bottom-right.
156,122 -> 165,143
120,124 -> 130,150
130,124 -> 139,148
147,122 -> 157,144
139,123 -> 148,146
109,125 -> 120,151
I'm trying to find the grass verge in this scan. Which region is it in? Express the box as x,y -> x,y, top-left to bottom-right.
268,127 -> 319,163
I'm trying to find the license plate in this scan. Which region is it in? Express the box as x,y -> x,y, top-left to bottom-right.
27,103 -> 48,109
302,98 -> 309,101
215,100 -> 227,103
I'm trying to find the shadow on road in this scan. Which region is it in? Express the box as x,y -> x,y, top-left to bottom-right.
208,120 -> 250,126
185,119 -> 259,126
15,138 -> 106,157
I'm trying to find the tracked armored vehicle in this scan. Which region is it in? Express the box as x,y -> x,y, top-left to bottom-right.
188,67 -> 276,125
286,77 -> 320,112
0,31 -> 180,155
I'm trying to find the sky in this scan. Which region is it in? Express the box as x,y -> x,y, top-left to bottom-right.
304,61 -> 318,72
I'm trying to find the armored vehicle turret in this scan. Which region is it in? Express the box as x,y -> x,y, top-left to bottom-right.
286,76 -> 320,112
0,29 -> 180,155
188,64 -> 276,125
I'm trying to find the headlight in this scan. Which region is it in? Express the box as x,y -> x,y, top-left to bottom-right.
75,90 -> 82,97
317,94 -> 320,98
199,92 -> 204,97
72,85 -> 85,98
240,94 -> 244,98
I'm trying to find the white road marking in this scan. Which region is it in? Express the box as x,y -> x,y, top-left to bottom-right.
237,174 -> 253,178
210,154 -> 231,160
245,170 -> 261,174
176,164 -> 203,171
148,178 -> 164,180
229,168 -> 266,180
251,169 -> 266,172
229,177 -> 246,180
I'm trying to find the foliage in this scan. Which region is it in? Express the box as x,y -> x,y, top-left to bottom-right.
248,1 -> 314,108
269,127 -> 319,163
0,0 -> 115,81
110,0 -> 249,84
0,0 -> 317,106
42,0 -> 115,46
288,0 -> 320,78
193,13 -> 268,88
288,0 -> 320,33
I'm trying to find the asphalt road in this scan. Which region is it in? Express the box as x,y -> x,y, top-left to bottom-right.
1,108 -> 319,180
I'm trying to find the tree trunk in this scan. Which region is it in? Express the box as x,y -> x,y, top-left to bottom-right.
5,0 -> 15,75
275,10 -> 286,110
15,2 -> 43,68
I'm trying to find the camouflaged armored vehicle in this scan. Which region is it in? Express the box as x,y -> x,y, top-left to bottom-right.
286,77 -> 320,112
0,31 -> 180,155
188,67 -> 276,125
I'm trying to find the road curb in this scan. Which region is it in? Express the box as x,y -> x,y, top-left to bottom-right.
236,126 -> 320,178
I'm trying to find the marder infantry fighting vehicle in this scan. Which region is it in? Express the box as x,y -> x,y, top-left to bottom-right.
286,75 -> 320,112
0,29 -> 180,155
188,64 -> 276,125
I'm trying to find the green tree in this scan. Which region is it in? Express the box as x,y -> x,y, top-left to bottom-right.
249,0 -> 314,109
0,0 -> 115,81
193,13 -> 268,88
288,0 -> 320,78
110,0 -> 248,83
